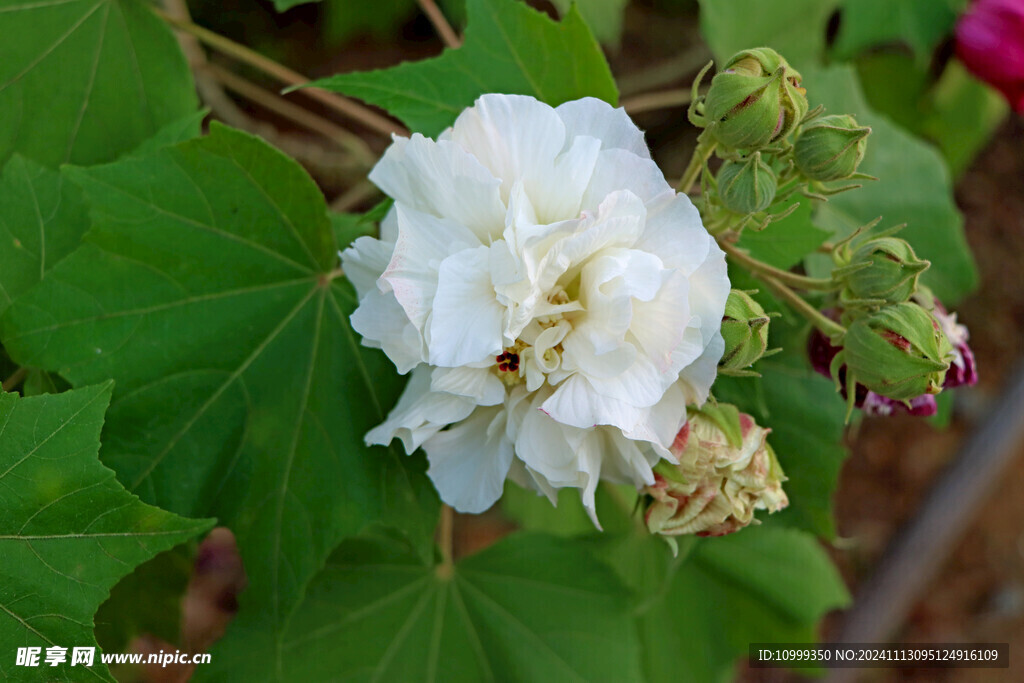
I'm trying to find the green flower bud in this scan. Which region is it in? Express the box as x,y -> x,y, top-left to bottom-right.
702,48 -> 809,150
841,303 -> 952,401
719,290 -> 771,375
794,114 -> 871,181
716,153 -> 777,214
833,236 -> 930,306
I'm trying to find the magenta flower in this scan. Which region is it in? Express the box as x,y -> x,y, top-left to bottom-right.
956,0 -> 1024,113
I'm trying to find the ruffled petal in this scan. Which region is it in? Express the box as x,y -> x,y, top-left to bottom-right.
423,406 -> 514,513
380,205 -> 481,331
366,365 -> 476,453
349,288 -> 425,374
369,133 -> 506,242
428,246 -> 506,367
341,236 -> 393,298
556,98 -> 652,159
430,366 -> 505,406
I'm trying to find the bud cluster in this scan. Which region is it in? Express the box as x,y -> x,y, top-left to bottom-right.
688,47 -> 871,235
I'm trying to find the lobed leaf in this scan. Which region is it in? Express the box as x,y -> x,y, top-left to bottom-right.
308,0 -> 618,136
0,383 -> 212,682
261,532 -> 643,682
0,0 -> 197,168
1,124 -> 439,676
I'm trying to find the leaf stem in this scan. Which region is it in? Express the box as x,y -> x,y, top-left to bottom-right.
2,367 -> 27,393
719,240 -> 836,291
204,64 -> 377,166
152,8 -> 407,138
417,0 -> 462,49
756,272 -> 846,338
678,134 -> 716,194
621,88 -> 694,114
437,504 -> 455,579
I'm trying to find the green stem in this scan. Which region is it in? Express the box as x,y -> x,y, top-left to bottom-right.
719,240 -> 836,291
678,134 -> 716,194
758,273 -> 845,338
2,367 -> 27,393
436,504 -> 455,579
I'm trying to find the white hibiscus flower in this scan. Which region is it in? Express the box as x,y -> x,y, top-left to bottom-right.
343,94 -> 730,522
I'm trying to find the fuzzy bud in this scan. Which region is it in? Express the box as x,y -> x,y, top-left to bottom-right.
841,303 -> 952,401
702,48 -> 809,150
643,407 -> 788,539
833,235 -> 930,306
717,153 -> 777,214
794,114 -> 870,181
719,290 -> 771,375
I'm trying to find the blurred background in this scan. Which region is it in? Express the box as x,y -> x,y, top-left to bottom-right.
119,0 -> 1023,680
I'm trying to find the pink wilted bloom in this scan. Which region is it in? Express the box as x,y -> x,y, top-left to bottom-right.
955,0 -> 1024,113
808,325 -> 939,418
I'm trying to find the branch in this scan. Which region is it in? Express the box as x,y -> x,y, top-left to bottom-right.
153,8 -> 407,138
417,0 -> 461,49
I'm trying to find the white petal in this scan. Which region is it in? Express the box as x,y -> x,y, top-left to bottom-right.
423,406 -> 514,513
341,236 -> 393,298
540,374 -> 645,431
369,134 -> 506,242
556,98 -> 651,159
581,149 -> 672,210
380,205 -> 481,331
430,366 -> 505,406
449,94 -> 566,201
683,239 -> 730,346
677,331 -> 725,406
366,366 -> 476,453
428,246 -> 505,367
350,289 -> 424,374
630,269 -> 692,372
637,193 -> 713,275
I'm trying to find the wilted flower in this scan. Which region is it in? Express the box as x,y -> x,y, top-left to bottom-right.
642,408 -> 788,539
956,0 -> 1024,113
918,294 -> 979,388
344,94 -> 730,520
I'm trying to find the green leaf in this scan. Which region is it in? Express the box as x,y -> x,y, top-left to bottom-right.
593,525 -> 848,683
0,383 -> 213,682
832,0 -> 959,64
309,0 -> 618,136
330,211 -> 374,249
698,0 -> 839,67
0,0 -> 198,168
249,532 -> 643,682
1,123 -> 439,674
0,155 -> 89,317
550,0 -> 628,46
803,65 -> 978,303
500,482 -> 637,537
0,114 -> 204,321
94,545 -> 195,653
